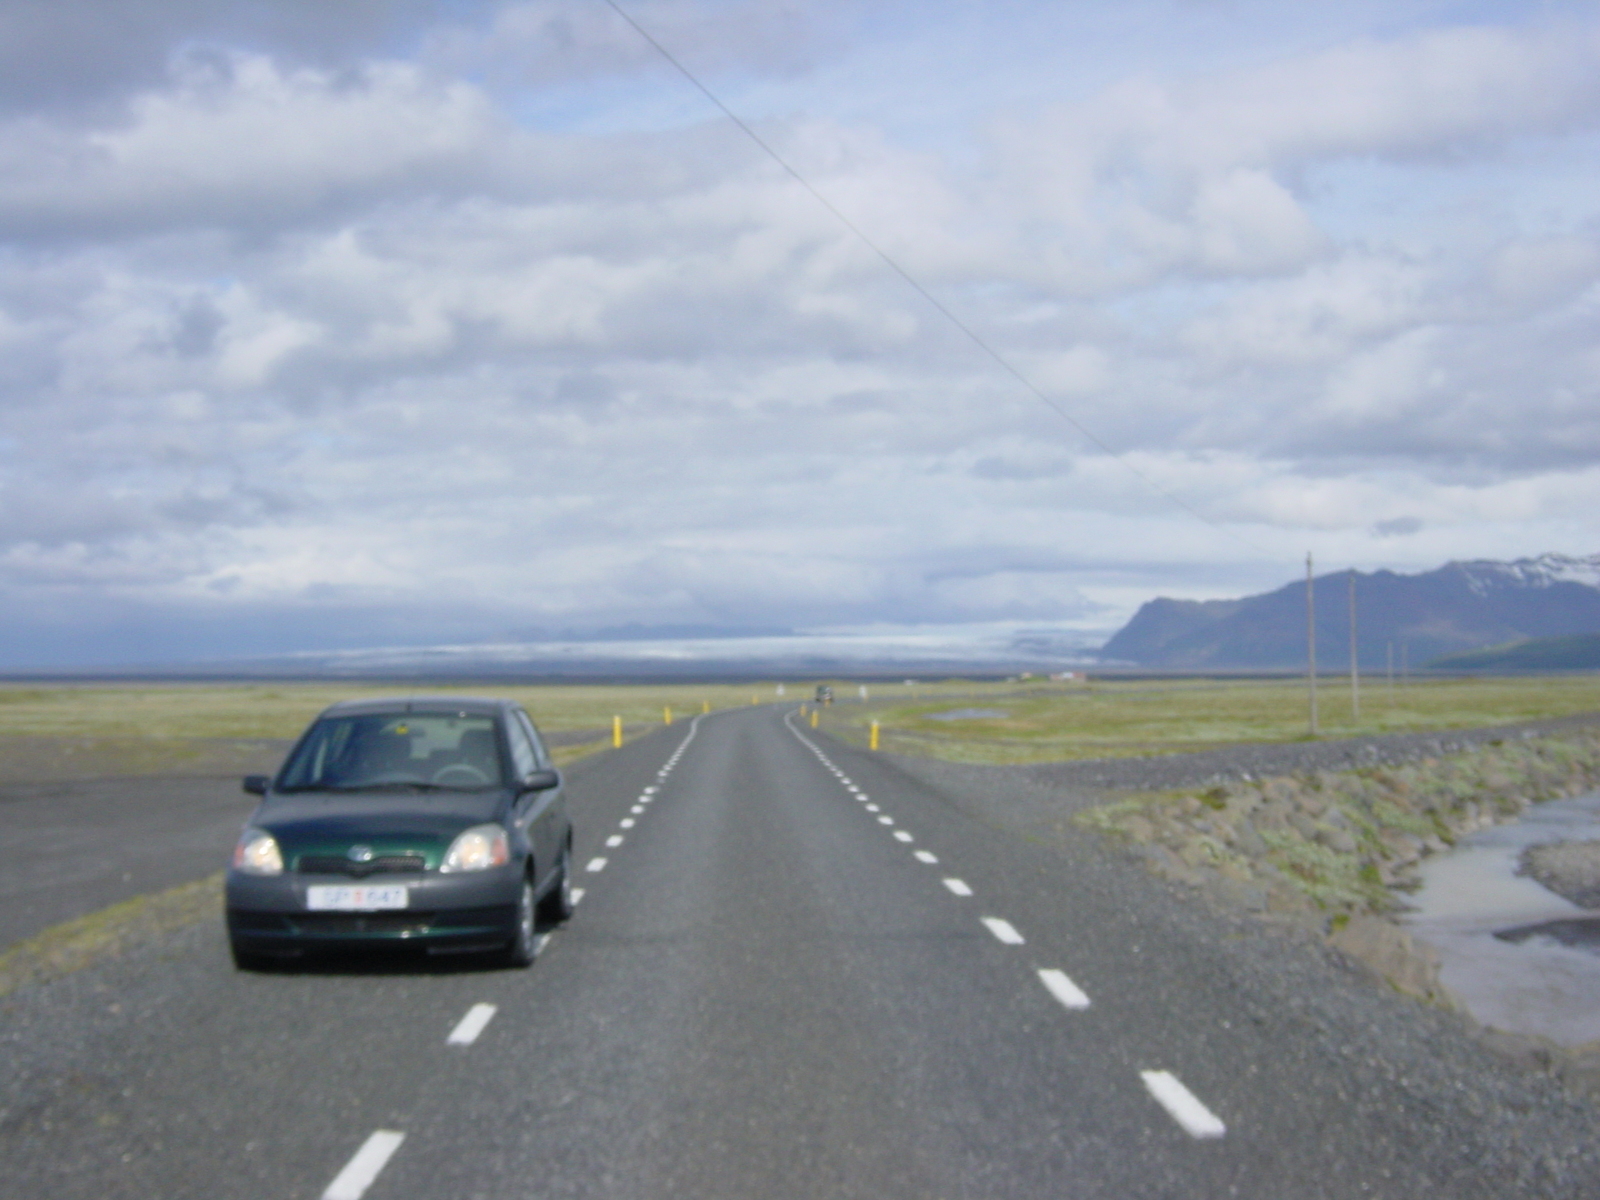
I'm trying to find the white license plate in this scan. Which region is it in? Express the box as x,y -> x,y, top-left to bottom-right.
306,885 -> 409,911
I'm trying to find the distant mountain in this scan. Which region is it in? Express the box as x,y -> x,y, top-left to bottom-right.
1099,553 -> 1600,669
1428,633 -> 1600,671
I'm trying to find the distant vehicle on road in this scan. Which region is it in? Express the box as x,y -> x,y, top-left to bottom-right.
815,685 -> 834,706
225,697 -> 572,970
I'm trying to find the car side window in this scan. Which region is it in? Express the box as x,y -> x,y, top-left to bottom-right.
517,710 -> 551,770
505,714 -> 538,780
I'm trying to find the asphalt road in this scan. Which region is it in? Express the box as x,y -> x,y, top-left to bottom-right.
3,707 -> 1598,1198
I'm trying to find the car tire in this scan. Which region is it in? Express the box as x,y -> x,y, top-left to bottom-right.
501,875 -> 538,968
537,844 -> 575,927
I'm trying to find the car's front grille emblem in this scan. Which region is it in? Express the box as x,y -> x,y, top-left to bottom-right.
348,844 -> 375,863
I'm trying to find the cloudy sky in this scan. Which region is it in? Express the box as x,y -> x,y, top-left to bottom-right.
1,0 -> 1597,667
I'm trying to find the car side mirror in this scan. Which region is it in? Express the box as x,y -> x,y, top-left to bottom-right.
242,774 -> 270,796
521,768 -> 560,793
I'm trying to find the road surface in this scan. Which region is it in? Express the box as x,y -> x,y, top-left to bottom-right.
3,706 -> 1597,1198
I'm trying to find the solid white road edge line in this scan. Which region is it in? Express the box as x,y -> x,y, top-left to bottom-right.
943,878 -> 973,896
585,857 -> 607,873
914,850 -> 939,864
1037,968 -> 1091,1010
447,1003 -> 498,1046
322,1130 -> 405,1200
981,917 -> 1025,945
1140,1070 -> 1226,1139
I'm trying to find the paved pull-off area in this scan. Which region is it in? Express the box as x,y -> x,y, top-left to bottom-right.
3,707 -> 1599,1198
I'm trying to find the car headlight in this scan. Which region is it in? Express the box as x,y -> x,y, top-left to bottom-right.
440,824 -> 510,873
233,828 -> 283,876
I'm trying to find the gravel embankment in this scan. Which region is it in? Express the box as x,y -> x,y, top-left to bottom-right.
1023,712 -> 1600,792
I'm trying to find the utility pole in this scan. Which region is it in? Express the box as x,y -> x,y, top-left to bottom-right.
1307,552 -> 1318,736
1387,641 -> 1394,695
1349,569 -> 1360,722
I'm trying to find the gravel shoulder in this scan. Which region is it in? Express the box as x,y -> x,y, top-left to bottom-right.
868,735 -> 1600,1194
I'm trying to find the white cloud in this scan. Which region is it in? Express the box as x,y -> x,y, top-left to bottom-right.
0,3 -> 1598,664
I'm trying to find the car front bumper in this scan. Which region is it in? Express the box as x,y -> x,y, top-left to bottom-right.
226,866 -> 523,955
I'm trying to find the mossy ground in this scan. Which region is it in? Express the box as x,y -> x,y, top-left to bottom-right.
816,676 -> 1600,764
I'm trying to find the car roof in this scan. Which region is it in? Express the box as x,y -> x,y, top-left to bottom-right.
317,696 -> 514,718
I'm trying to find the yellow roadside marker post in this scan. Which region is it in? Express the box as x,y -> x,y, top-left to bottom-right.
702,700 -> 710,714
870,720 -> 880,751
612,715 -> 622,748
664,706 -> 673,726
810,709 -> 819,729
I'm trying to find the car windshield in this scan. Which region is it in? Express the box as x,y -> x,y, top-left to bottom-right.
277,712 -> 505,791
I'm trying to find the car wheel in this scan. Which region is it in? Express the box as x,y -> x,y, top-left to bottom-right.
502,876 -> 538,968
537,844 -> 575,926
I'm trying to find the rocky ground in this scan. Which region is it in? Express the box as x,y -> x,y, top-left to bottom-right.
1521,840 -> 1600,908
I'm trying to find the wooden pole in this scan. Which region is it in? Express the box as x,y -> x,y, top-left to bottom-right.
1307,552 -> 1318,736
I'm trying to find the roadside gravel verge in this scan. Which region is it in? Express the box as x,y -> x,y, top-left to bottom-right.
867,739 -> 1600,1193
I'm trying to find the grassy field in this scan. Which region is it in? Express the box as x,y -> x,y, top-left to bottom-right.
2,674 -> 1599,781
0,679 -> 804,780
812,675 -> 1600,764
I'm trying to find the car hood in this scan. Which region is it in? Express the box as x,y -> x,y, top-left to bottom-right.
254,790 -> 507,865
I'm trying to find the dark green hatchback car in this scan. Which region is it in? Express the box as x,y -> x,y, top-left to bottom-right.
226,697 -> 573,969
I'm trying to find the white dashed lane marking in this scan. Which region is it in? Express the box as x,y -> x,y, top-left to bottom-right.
786,711 -> 1223,1139
322,1131 -> 405,1200
447,1003 -> 498,1046
1140,1071 -> 1226,1139
982,917 -> 1026,945
619,818 -> 635,829
585,857 -> 607,873
606,834 -> 624,847
570,888 -> 585,905
1037,968 -> 1091,1010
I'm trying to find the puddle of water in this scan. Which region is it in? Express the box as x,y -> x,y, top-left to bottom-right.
1402,791 -> 1600,1046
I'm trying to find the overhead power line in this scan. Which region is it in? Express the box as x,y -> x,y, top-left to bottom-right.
601,0 -> 1270,556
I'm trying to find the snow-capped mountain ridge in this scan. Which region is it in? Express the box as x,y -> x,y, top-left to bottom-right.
1454,554 -> 1600,596
1101,552 -> 1600,668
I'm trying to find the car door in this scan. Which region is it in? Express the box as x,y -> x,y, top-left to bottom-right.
504,712 -> 548,879
517,709 -> 567,880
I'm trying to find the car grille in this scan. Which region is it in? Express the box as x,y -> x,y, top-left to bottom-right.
287,912 -> 436,936
296,854 -> 428,877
